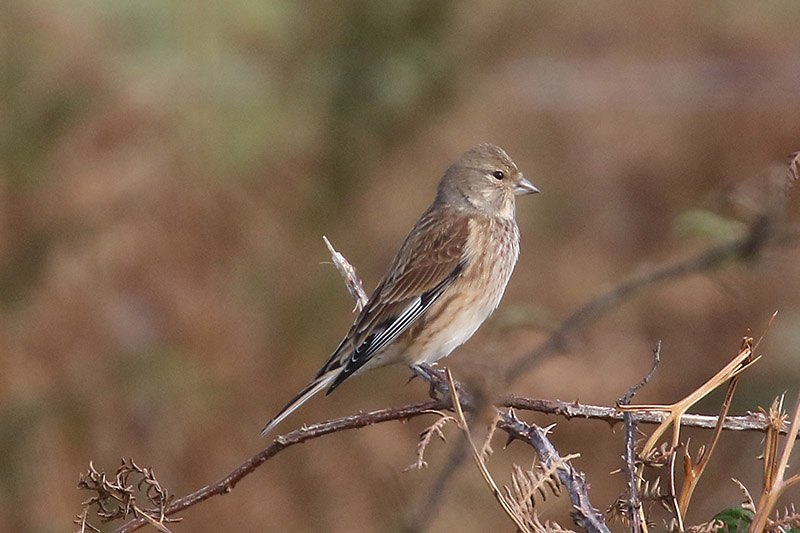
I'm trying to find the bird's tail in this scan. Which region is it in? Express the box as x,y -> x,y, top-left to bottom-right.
259,371 -> 338,438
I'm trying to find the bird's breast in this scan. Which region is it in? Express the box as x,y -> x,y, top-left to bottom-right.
404,216 -> 520,365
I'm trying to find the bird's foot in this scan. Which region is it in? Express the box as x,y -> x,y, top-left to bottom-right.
411,363 -> 451,400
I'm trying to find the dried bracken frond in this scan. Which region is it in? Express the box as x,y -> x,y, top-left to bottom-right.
640,477 -> 672,511
503,455 -> 577,527
403,410 -> 455,471
679,365 -> 741,518
620,336 -> 761,530
640,441 -> 675,468
605,494 -> 627,525
76,459 -> 178,533
769,504 -> 800,530
731,478 -> 755,513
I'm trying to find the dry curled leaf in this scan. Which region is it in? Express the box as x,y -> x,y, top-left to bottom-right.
503,455 -> 577,528
75,459 -> 177,533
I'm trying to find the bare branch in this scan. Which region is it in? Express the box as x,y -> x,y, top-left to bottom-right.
108,374 -> 800,532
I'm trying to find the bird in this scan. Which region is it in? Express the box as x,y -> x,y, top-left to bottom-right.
260,143 -> 538,437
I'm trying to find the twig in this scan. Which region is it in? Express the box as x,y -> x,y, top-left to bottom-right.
109,376 -> 798,531
618,340 -> 662,532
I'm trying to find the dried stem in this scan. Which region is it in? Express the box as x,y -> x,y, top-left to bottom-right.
677,365 -> 739,516
108,384 -> 800,532
323,235 -> 369,310
447,369 -> 532,533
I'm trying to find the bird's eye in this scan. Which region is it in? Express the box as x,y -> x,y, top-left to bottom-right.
492,170 -> 505,180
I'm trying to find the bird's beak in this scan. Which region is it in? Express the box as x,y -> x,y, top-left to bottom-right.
514,175 -> 540,195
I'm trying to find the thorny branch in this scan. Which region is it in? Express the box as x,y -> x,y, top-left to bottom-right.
503,397 -> 796,437
499,412 -> 611,533
111,400 -> 448,533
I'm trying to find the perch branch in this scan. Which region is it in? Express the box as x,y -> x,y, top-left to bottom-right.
112,400 -> 446,533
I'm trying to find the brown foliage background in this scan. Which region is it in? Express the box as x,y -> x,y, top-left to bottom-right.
1,1 -> 800,531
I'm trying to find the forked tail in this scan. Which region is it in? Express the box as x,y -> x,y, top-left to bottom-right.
259,371 -> 337,438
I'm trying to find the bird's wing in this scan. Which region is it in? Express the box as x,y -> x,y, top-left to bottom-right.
322,208 -> 470,391
260,209 -> 469,438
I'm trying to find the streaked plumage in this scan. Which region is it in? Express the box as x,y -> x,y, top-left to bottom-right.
261,144 -> 538,437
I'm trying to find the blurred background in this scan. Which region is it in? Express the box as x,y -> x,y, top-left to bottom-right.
2,1 -> 800,531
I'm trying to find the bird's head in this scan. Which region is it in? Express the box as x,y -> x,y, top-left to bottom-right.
436,144 -> 538,218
